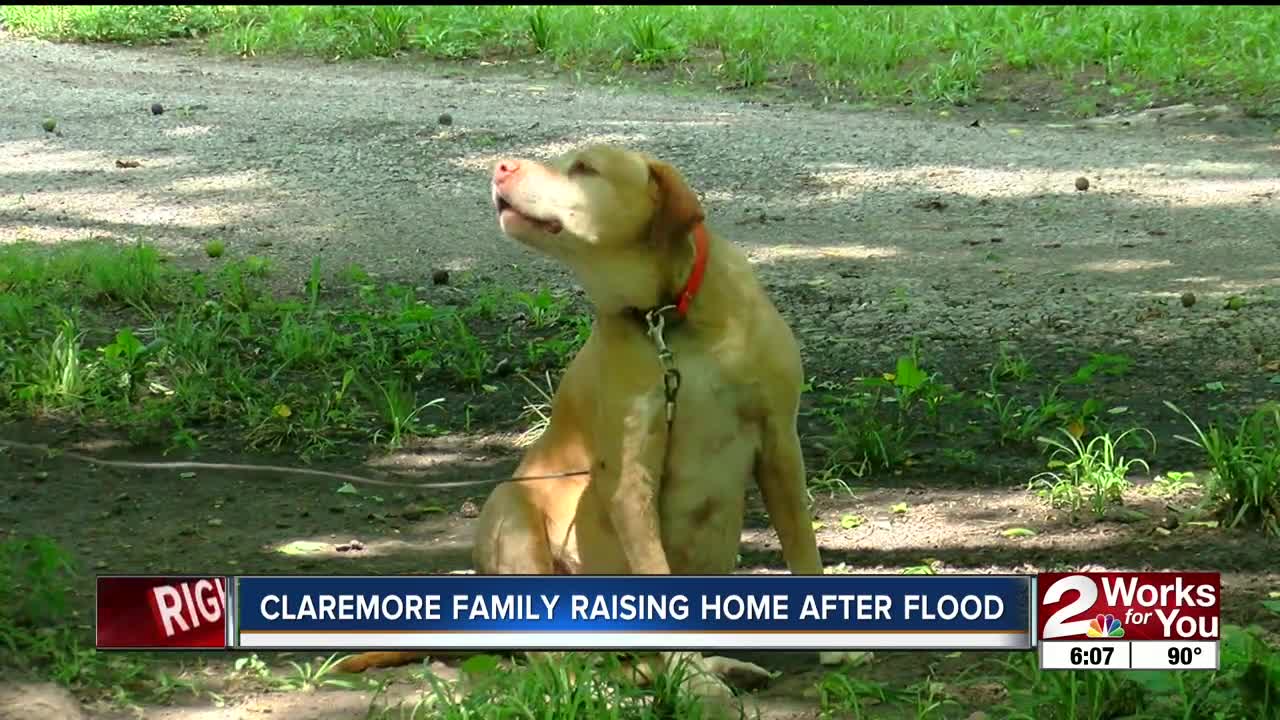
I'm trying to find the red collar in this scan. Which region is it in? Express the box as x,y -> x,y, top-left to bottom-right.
674,223 -> 710,317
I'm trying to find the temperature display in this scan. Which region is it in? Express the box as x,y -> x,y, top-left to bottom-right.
1131,641 -> 1218,670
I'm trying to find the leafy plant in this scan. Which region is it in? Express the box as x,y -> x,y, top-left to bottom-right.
1029,428 -> 1154,517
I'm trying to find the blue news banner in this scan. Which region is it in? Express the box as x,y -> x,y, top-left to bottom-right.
234,575 -> 1032,651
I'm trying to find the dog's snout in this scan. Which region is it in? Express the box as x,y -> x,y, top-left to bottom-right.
493,159 -> 520,185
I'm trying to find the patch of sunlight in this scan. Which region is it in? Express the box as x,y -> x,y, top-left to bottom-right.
596,118 -> 733,128
0,147 -> 188,175
749,243 -> 901,262
162,124 -> 216,138
167,169 -> 273,194
1078,258 -> 1175,273
811,163 -> 1279,208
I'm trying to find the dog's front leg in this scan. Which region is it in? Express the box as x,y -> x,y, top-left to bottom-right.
757,414 -> 823,576
593,389 -> 672,575
758,412 -> 873,669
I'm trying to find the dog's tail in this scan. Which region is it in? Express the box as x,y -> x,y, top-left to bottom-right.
335,651 -> 432,673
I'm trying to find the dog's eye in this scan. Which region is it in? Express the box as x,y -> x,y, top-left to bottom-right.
568,160 -> 596,177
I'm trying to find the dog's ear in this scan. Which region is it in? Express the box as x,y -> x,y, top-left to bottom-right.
647,158 -> 704,245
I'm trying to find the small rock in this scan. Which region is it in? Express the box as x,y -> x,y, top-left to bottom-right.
460,499 -> 480,518
115,159 -> 141,169
151,102 -> 165,115
1180,291 -> 1197,308
33,471 -> 49,482
207,518 -> 223,527
438,112 -> 453,126
432,269 -> 450,285
1075,176 -> 1090,191
335,539 -> 366,553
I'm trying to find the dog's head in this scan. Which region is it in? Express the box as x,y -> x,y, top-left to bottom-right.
490,144 -> 704,263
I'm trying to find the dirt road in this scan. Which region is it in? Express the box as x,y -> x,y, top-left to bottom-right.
2,32 -> 1279,720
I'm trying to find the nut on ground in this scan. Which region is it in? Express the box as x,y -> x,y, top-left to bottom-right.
1180,291 -> 1196,308
1074,176 -> 1090,191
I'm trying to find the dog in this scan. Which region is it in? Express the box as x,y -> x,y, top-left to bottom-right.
337,145 -> 865,692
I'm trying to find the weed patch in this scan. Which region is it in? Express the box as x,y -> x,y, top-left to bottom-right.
1029,428 -> 1155,517
1170,401 -> 1280,535
0,241 -> 587,457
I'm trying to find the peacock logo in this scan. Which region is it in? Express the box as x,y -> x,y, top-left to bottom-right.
1086,613 -> 1124,638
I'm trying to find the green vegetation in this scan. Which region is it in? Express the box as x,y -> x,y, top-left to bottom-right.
1171,401 -> 1280,536
370,653 -> 713,720
4,5 -> 1279,113
1029,427 -> 1155,518
0,240 -> 587,458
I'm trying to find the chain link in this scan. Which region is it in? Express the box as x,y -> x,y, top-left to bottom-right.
643,306 -> 683,423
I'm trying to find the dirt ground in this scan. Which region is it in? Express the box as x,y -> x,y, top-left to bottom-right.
2,31 -> 1280,719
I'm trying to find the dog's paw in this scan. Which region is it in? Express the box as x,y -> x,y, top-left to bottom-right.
819,650 -> 875,667
700,655 -> 777,691
658,652 -> 765,699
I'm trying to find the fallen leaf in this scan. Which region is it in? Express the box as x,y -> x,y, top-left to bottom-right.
336,482 -> 359,495
114,159 -> 141,168
840,514 -> 865,529
1001,527 -> 1037,538
461,654 -> 502,677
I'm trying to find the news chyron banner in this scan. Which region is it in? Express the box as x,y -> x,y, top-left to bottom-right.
234,575 -> 1030,650
95,572 -> 1221,667
99,575 -> 1030,651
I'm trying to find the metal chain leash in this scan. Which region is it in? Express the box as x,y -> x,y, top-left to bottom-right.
643,306 -> 683,424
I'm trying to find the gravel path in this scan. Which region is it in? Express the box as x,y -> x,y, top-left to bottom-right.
4,35 -> 1277,345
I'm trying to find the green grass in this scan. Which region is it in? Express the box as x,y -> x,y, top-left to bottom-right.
369,653 -> 716,720
1170,400 -> 1280,536
4,6 -> 1280,112
0,239 -> 590,458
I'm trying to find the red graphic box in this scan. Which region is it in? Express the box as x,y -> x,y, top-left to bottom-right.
97,576 -> 229,649
1037,572 -> 1219,642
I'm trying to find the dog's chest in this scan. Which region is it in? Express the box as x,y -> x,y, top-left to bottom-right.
664,349 -> 762,463
657,352 -> 762,573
